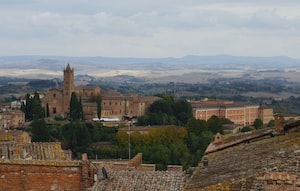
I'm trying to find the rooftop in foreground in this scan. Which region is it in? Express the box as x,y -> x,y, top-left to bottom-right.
185,116 -> 300,191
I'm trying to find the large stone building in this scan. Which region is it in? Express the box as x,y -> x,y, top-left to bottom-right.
101,91 -> 160,120
191,100 -> 273,126
42,64 -> 101,120
42,64 -> 159,121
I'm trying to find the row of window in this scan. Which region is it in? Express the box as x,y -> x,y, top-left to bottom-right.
103,101 -> 124,106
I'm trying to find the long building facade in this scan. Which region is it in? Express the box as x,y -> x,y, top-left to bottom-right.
101,91 -> 159,119
191,100 -> 272,126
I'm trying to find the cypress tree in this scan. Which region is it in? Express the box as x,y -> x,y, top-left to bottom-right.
70,92 -> 83,120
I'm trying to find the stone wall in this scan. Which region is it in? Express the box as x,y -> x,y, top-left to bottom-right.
0,160 -> 95,191
127,153 -> 142,168
167,165 -> 183,172
94,160 -> 129,172
94,153 -> 152,172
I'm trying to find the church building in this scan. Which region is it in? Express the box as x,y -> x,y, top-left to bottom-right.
42,64 -> 101,119
42,64 -> 159,121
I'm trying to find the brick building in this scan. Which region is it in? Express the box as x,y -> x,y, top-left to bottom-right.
42,64 -> 101,120
258,107 -> 274,125
101,91 -> 160,119
0,140 -> 95,190
191,100 -> 273,126
0,130 -> 31,144
0,109 -> 25,129
42,64 -> 159,121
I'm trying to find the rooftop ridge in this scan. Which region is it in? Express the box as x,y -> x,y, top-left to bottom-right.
0,159 -> 82,166
94,170 -> 187,190
205,128 -> 274,154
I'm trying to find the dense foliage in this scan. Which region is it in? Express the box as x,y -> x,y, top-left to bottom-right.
70,92 -> 83,120
21,92 -> 50,142
254,118 -> 263,129
21,92 -> 44,121
136,96 -> 193,126
116,126 -> 190,169
31,118 -> 50,142
22,92 -> 263,170
22,92 -> 235,169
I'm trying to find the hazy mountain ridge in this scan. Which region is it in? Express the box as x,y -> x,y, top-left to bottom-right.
1,55 -> 299,68
0,55 -> 299,83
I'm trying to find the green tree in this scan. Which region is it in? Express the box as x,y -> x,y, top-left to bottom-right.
241,126 -> 252,132
136,115 -> 149,126
21,92 -> 44,121
32,91 -> 44,119
116,130 -> 128,148
185,118 -> 207,135
77,122 -> 91,147
149,99 -> 173,115
137,96 -> 192,126
70,92 -> 83,120
79,97 -> 83,119
207,115 -> 224,134
267,119 -> 275,127
31,118 -> 50,142
174,99 -> 193,125
45,103 -> 50,117
163,95 -> 174,104
254,118 -> 263,129
62,121 -> 91,150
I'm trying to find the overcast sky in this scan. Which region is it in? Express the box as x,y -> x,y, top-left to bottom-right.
1,0 -> 300,58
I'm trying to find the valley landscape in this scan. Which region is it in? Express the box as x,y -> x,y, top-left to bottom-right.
1,55 -> 300,82
1,55 -> 300,115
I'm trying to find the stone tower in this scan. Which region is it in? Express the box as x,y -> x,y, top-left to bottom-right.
63,64 -> 74,116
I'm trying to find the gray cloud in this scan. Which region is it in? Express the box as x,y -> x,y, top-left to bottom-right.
0,0 -> 300,57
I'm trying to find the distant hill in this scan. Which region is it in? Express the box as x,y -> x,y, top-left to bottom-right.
0,55 -> 299,83
0,55 -> 299,69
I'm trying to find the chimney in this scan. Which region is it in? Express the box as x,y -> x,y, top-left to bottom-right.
82,153 -> 88,161
213,133 -> 223,145
274,114 -> 284,133
202,155 -> 208,167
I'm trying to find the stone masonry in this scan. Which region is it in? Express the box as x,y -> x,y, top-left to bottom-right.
0,159 -> 95,191
0,140 -> 95,191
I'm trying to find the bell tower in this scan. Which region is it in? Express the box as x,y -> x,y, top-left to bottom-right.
63,64 -> 74,115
